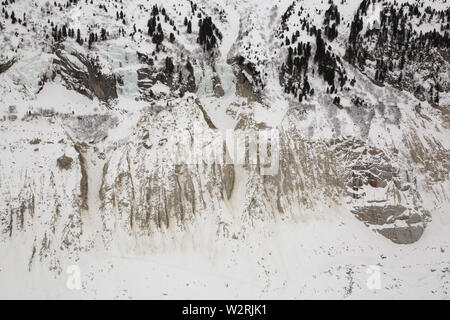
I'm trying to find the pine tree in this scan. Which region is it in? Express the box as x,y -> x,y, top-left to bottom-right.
286,47 -> 293,74
315,30 -> 325,64
152,5 -> 159,16
165,57 -> 174,74
88,33 -> 94,49
186,59 -> 193,74
434,84 -> 440,104
76,29 -> 82,45
101,28 -> 107,41
148,17 -> 156,36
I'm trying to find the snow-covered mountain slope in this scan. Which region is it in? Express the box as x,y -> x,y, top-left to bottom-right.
0,0 -> 449,298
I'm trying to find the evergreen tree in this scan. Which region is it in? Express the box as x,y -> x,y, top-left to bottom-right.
76,28 -> 82,45
88,32 -> 94,49
286,47 -> 293,74
148,17 -> 156,36
152,5 -> 158,16
165,56 -> 174,74
101,28 -> 107,41
314,30 -> 325,63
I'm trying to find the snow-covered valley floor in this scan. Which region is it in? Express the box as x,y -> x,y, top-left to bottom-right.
1,203 -> 449,299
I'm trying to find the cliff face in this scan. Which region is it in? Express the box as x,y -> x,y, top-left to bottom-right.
0,0 -> 449,298
94,96 -> 448,247
54,48 -> 118,102
0,118 -> 86,273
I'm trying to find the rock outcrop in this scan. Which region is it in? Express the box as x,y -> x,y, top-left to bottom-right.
54,48 -> 118,102
0,58 -> 15,74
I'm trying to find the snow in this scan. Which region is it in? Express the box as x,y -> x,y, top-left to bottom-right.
0,201 -> 449,299
0,0 -> 449,299
151,82 -> 171,96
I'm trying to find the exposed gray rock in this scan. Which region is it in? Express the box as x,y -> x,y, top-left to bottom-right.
378,225 -> 425,245
229,56 -> 263,103
0,58 -> 15,74
352,205 -> 407,226
137,58 -> 196,100
56,155 -> 73,170
222,164 -> 235,200
54,48 -> 118,102
352,205 -> 426,243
